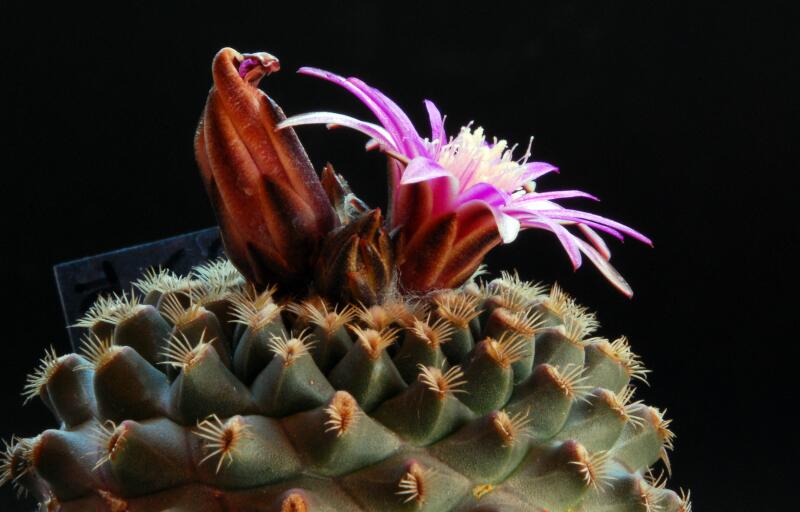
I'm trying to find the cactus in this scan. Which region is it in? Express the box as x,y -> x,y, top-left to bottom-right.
1,48 -> 691,511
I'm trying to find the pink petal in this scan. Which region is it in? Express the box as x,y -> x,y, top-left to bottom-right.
517,189 -> 599,202
458,200 -> 521,244
535,208 -> 653,245
573,237 -> 634,297
297,67 -> 407,152
506,204 -> 626,240
397,158 -> 459,218
424,100 -> 446,144
493,210 -> 521,243
459,183 -> 510,208
578,224 -> 611,260
349,77 -> 428,157
277,112 -> 397,150
521,162 -> 559,181
520,217 -> 583,270
400,157 -> 453,185
568,218 -> 625,241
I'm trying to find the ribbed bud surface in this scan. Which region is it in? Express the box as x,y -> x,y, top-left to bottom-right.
194,48 -> 335,289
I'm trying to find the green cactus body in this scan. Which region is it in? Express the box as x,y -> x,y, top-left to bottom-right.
2,262 -> 688,512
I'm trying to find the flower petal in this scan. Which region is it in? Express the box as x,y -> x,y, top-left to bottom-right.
493,210 -> 522,243
535,209 -> 653,245
578,224 -> 611,260
458,200 -> 521,244
277,111 -> 397,150
424,99 -> 446,144
297,67 -> 407,151
521,162 -> 559,182
396,158 -> 459,221
520,217 -> 583,269
400,157 -> 453,185
573,237 -> 634,297
507,205 -> 626,241
459,182 -> 510,208
349,77 -> 429,157
516,189 -> 599,202
567,218 -> 625,241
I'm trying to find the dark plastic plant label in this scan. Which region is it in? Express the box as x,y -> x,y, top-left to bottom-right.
54,227 -> 222,349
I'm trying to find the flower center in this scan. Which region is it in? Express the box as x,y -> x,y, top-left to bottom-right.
431,125 -> 533,194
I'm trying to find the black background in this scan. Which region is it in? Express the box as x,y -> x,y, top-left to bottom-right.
3,2 -> 797,510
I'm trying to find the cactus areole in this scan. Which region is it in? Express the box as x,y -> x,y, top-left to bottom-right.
2,48 -> 690,512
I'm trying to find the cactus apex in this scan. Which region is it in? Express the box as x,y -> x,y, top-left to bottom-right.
433,291 -> 483,328
230,285 -> 282,330
77,334 -> 119,372
0,436 -> 34,498
349,325 -> 399,360
396,460 -> 428,504
281,492 -> 310,512
568,446 -> 613,491
159,330 -> 215,371
604,387 -> 646,428
417,364 -> 467,400
409,314 -> 456,349
323,391 -> 360,437
194,414 -> 252,474
492,409 -> 533,447
289,301 -> 356,336
87,420 -> 122,471
160,292 -> 206,328
599,336 -> 651,384
268,331 -> 315,366
22,346 -> 60,405
549,364 -> 592,401
484,334 -> 530,369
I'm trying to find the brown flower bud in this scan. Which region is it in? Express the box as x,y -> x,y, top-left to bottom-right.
315,209 -> 394,305
194,48 -> 335,289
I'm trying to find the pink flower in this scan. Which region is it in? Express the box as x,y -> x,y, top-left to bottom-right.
279,68 -> 651,296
